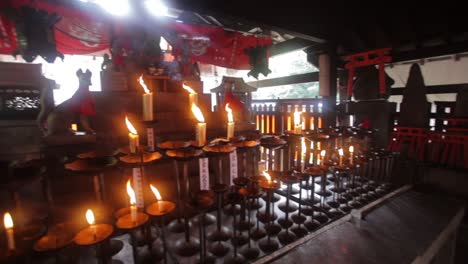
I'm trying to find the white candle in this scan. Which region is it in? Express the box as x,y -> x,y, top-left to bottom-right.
196,123 -> 207,147
142,93 -> 153,121
319,150 -> 326,166
139,75 -> 154,121
349,145 -> 354,165
126,180 -> 137,223
338,148 -> 344,166
301,137 -> 306,171
125,116 -> 139,153
226,103 -> 235,139
4,212 -> 15,251
293,111 -> 302,134
71,123 -> 78,132
192,104 -> 206,146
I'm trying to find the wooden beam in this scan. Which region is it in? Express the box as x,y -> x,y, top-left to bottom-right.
270,38 -> 315,57
247,72 -> 319,88
392,41 -> 468,63
390,84 -> 468,96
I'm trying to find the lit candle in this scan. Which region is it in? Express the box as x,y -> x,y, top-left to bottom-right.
139,75 -> 154,121
226,103 -> 234,139
125,116 -> 139,154
338,148 -> 344,166
3,212 -> 15,251
150,184 -> 163,213
293,111 -> 302,134
301,137 -> 306,171
319,150 -> 326,166
183,83 -> 198,107
71,123 -> 78,132
349,145 -> 354,165
126,180 -> 137,223
263,171 -> 272,184
85,209 -> 97,240
191,103 -> 206,146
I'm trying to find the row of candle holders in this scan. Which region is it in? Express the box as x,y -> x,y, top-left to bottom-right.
1,128 -> 396,264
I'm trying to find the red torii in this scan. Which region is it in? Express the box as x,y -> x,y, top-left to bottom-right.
344,48 -> 392,99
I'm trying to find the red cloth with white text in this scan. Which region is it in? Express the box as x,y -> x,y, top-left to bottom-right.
167,23 -> 272,70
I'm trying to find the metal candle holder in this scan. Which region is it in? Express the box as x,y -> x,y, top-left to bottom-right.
74,223 -> 114,264
257,178 -> 281,253
146,200 -> 176,263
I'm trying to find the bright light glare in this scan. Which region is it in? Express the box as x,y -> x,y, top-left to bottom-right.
97,0 -> 130,16
145,0 -> 168,16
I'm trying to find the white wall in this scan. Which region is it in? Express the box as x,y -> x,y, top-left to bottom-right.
385,54 -> 468,104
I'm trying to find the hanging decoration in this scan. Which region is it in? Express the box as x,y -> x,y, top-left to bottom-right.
11,6 -> 63,62
166,23 -> 272,71
244,44 -> 272,79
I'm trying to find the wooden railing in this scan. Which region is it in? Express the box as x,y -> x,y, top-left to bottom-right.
251,98 -> 324,135
391,101 -> 457,132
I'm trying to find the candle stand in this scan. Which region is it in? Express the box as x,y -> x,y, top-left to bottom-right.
146,198 -> 176,263
327,165 -> 348,217
233,177 -> 254,231
74,221 -> 114,264
248,176 -> 267,241
164,144 -> 207,232
224,191 -> 247,264
290,172 -> 309,237
64,154 -> 118,207
258,178 -> 281,253
277,174 -> 298,244
33,222 -> 74,264
347,163 -> 365,209
315,164 -> 332,214
66,152 -> 124,259
203,143 -> 239,216
186,190 -> 216,264
302,167 -> 326,230
164,147 -> 204,257
240,186 -> 262,260
246,176 -> 264,211
207,183 -> 231,257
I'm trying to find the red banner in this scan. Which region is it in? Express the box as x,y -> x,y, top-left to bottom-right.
167,23 -> 272,70
55,16 -> 110,55
0,15 -> 17,54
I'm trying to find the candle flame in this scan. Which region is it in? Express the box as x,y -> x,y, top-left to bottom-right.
126,180 -> 136,205
3,212 -> 13,229
138,75 -> 150,94
86,209 -> 95,225
338,148 -> 344,156
225,104 -> 233,123
150,184 -> 162,201
191,103 -> 205,123
349,145 -> 354,153
125,116 -> 138,135
182,83 -> 196,94
320,150 -> 326,157
294,111 -> 302,125
263,171 -> 271,182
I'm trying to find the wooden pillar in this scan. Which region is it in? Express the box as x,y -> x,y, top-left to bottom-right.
317,48 -> 337,128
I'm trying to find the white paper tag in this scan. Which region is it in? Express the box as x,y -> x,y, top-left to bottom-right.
199,158 -> 210,190
147,128 -> 154,152
132,167 -> 144,208
230,151 -> 238,185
